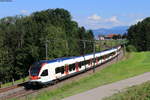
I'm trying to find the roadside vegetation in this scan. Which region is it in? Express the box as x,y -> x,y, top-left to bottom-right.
11,51 -> 150,100
95,39 -> 125,51
1,77 -> 28,88
104,81 -> 150,100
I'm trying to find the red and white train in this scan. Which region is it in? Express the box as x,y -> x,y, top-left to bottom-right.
29,46 -> 121,85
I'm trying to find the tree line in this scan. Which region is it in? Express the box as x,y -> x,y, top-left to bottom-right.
127,17 -> 150,51
0,8 -> 94,83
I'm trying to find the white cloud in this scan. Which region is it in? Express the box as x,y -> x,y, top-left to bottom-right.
21,10 -> 28,15
87,14 -> 120,24
88,14 -> 101,21
106,16 -> 120,23
86,15 -> 122,29
75,15 -> 134,29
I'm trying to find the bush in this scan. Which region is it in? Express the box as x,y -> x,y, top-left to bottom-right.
126,45 -> 137,52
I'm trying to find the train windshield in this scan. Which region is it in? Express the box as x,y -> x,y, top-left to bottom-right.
30,62 -> 43,76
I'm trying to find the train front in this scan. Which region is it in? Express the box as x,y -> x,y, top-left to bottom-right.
28,61 -> 47,86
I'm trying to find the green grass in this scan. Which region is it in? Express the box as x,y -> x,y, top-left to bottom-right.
1,77 -> 28,88
13,52 -> 150,100
104,81 -> 150,100
95,40 -> 125,51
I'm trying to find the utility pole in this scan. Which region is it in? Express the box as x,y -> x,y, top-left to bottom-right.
83,41 -> 86,71
66,40 -> 68,57
45,40 -> 48,60
98,40 -> 101,52
0,82 -> 2,88
93,40 -> 96,73
123,43 -> 126,56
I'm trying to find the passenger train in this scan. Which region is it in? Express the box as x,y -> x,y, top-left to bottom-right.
29,46 -> 121,85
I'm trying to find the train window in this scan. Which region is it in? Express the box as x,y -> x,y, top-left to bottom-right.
103,55 -> 106,60
86,60 -> 89,64
80,61 -> 83,66
76,62 -> 81,68
98,56 -> 101,61
93,58 -> 96,63
84,60 -> 87,65
69,64 -> 75,71
78,62 -> 81,68
69,64 -> 73,71
55,67 -> 61,74
69,65 -> 71,71
41,69 -> 48,76
72,64 -> 75,70
30,62 -> 43,76
106,54 -> 109,58
110,53 -> 113,56
82,60 -> 88,65
60,67 -> 64,74
90,59 -> 93,64
87,60 -> 89,64
107,54 -> 109,58
78,62 -> 82,68
81,60 -> 85,66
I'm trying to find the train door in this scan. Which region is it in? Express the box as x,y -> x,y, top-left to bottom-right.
103,55 -> 106,61
96,57 -> 98,65
75,62 -> 79,72
64,64 -> 69,75
55,67 -> 62,79
40,69 -> 49,83
90,59 -> 93,67
88,59 -> 92,67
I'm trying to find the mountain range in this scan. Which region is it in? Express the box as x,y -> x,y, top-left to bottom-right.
92,26 -> 129,37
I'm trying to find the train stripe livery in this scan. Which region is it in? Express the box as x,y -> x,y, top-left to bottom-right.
29,46 -> 121,85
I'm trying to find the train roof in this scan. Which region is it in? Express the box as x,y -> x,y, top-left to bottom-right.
38,57 -> 72,64
38,47 -> 118,64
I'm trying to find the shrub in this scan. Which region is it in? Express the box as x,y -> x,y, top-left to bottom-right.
126,45 -> 137,52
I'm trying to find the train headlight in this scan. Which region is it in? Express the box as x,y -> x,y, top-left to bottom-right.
30,76 -> 41,80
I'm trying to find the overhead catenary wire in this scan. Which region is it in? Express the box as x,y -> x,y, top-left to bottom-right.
44,39 -> 125,73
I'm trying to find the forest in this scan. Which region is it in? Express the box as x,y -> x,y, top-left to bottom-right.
128,17 -> 150,51
0,8 -> 94,83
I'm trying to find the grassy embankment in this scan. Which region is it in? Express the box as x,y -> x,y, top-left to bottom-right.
12,52 -> 150,100
1,77 -> 28,88
95,40 -> 123,51
104,81 -> 150,100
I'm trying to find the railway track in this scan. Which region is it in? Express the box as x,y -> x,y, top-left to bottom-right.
0,50 -> 124,100
0,82 -> 27,93
0,85 -> 19,94
0,82 -> 29,100
4,89 -> 35,100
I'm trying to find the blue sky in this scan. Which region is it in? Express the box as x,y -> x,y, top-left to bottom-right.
0,0 -> 149,29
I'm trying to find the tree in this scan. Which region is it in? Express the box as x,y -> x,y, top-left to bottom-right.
127,17 -> 150,51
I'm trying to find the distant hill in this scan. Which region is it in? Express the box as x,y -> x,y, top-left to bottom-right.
93,26 -> 129,37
